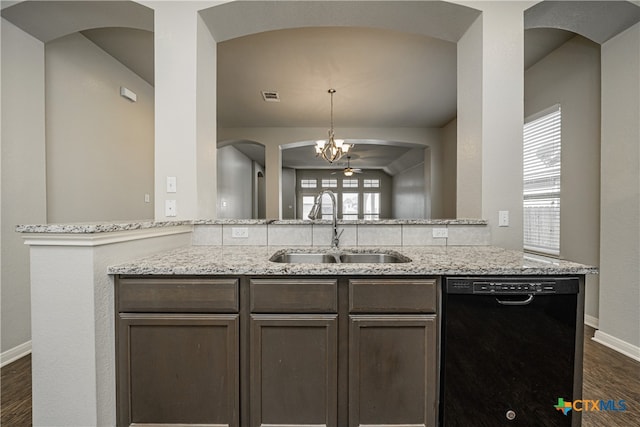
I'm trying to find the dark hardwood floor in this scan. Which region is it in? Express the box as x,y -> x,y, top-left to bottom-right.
581,326 -> 640,427
1,326 -> 638,426
1,354 -> 31,426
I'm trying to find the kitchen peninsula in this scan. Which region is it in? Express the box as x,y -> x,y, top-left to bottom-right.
18,220 -> 596,426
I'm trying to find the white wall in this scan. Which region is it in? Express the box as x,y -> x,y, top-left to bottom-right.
1,19 -> 46,358
525,35 -> 601,324
281,167 -> 296,220
456,15 -> 482,219
154,3 -> 218,220
441,119 -> 457,219
392,162 -> 426,219
597,22 -> 640,356
45,32 -> 154,222
216,145 -> 253,218
479,3 -> 527,250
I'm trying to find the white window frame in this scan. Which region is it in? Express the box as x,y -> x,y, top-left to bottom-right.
523,105 -> 561,257
300,179 -> 317,189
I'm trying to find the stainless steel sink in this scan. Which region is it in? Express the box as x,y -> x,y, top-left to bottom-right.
269,252 -> 338,263
269,250 -> 411,264
339,253 -> 410,263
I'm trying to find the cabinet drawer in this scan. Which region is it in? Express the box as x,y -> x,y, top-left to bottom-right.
349,278 -> 437,313
118,278 -> 239,313
250,279 -> 338,313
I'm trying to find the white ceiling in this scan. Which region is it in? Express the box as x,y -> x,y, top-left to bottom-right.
3,0 -> 640,171
80,24 -> 579,170
217,26 -> 457,128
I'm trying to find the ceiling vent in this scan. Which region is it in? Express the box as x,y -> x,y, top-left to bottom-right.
261,90 -> 280,102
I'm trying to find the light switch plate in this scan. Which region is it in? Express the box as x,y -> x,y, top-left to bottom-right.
432,228 -> 448,238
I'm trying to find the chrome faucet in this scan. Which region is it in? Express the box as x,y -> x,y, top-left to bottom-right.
308,189 -> 343,248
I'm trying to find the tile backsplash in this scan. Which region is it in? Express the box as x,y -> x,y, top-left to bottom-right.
192,223 -> 491,247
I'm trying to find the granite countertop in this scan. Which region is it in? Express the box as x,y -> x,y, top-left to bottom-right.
16,218 -> 487,234
108,245 -> 597,276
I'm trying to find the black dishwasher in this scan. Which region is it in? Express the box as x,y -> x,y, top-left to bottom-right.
440,277 -> 583,426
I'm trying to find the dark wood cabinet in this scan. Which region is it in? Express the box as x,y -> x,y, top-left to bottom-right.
250,314 -> 338,427
249,278 -> 339,427
115,275 -> 438,427
349,314 -> 438,427
116,277 -> 240,427
349,278 -> 439,427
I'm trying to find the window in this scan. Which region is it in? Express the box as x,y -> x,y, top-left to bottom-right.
321,178 -> 337,188
342,193 -> 359,220
363,192 -> 380,220
302,195 -> 316,219
301,179 -> 317,189
296,170 -> 388,220
523,106 -> 561,256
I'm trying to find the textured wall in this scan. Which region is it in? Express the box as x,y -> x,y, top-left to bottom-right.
598,23 -> 640,353
1,19 -> 46,358
45,32 -> 154,222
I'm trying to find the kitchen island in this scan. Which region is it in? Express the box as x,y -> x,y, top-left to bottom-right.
109,244 -> 594,427
17,221 -> 596,426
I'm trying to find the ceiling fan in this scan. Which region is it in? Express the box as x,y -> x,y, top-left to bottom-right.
332,156 -> 362,176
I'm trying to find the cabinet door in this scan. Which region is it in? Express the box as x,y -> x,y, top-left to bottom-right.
117,314 -> 239,427
349,315 -> 438,427
250,314 -> 338,427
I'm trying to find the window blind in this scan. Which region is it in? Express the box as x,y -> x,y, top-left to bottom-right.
523,106 -> 561,256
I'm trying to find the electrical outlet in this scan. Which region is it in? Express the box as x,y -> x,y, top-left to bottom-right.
499,210 -> 509,227
231,227 -> 248,238
144,194 -> 150,203
433,228 -> 448,238
165,200 -> 177,217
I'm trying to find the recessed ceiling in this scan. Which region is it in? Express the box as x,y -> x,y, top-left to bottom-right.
217,26 -> 458,129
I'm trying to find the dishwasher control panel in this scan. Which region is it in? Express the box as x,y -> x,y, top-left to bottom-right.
446,277 -> 579,295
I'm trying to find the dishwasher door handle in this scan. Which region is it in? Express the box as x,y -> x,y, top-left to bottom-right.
495,294 -> 535,305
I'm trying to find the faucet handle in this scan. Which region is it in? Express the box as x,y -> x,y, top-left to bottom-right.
337,229 -> 344,239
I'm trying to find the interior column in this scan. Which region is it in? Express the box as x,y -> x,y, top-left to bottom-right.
456,2 -> 528,249
154,3 -> 217,220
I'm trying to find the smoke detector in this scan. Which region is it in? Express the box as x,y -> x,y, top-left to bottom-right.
261,91 -> 280,102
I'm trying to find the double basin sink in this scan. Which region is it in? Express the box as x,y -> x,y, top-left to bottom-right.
270,250 -> 411,264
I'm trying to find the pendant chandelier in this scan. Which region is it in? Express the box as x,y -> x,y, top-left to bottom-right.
315,89 -> 352,163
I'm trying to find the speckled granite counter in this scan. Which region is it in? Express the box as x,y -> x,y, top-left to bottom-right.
15,220 -> 195,234
15,219 -> 275,234
17,218 -> 487,233
108,245 -> 597,276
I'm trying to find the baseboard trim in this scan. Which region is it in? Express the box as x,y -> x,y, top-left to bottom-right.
584,314 -> 599,329
1,340 -> 32,367
592,330 -> 640,363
